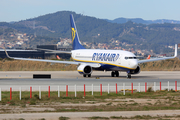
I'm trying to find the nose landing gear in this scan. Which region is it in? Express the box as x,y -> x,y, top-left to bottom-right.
111,71 -> 132,79
127,74 -> 131,79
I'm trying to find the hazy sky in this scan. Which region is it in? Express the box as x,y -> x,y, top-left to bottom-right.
0,0 -> 180,22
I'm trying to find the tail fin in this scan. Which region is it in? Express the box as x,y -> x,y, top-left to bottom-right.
146,55 -> 151,59
56,55 -> 61,60
70,14 -> 85,50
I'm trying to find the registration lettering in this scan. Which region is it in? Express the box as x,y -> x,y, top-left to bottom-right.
92,53 -> 119,61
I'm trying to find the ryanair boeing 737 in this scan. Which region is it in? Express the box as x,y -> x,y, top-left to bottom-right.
4,14 -> 178,78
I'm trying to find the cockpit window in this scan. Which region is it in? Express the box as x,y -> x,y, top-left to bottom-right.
125,57 -> 137,59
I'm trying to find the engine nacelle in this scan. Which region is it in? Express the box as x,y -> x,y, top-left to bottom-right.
130,66 -> 141,74
77,64 -> 92,75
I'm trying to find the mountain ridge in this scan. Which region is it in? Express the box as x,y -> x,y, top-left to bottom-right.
105,17 -> 180,24
0,11 -> 180,53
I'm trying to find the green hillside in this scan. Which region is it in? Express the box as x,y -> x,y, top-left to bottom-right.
0,11 -> 180,52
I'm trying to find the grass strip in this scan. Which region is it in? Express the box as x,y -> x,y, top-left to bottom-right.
0,91 -> 180,112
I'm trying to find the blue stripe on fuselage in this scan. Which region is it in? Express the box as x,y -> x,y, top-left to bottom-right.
73,59 -> 132,71
94,63 -> 131,71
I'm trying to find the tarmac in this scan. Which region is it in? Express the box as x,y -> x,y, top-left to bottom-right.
0,71 -> 179,79
0,71 -> 179,91
0,71 -> 180,120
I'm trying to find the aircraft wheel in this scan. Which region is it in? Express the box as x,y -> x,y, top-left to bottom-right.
127,74 -> 131,79
111,71 -> 115,77
83,74 -> 87,77
115,71 -> 119,77
88,74 -> 91,77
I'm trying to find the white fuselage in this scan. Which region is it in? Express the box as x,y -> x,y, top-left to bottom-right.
71,49 -> 138,72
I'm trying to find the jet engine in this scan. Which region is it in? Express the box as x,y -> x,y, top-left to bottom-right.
130,66 -> 140,74
77,64 -> 92,75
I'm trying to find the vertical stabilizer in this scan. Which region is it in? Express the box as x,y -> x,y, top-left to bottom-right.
70,14 -> 85,50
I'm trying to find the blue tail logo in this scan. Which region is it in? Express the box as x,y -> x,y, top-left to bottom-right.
70,14 -> 85,50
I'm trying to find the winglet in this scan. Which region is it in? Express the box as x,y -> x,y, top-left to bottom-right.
3,47 -> 11,58
146,55 -> 151,59
174,44 -> 177,57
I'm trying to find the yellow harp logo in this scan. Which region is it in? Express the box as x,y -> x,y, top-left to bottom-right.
71,27 -> 76,42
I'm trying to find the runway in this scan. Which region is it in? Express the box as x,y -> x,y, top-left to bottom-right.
0,71 -> 179,91
0,71 -> 180,79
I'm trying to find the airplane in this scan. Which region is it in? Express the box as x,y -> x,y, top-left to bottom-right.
56,55 -> 61,60
3,14 -> 178,79
147,55 -> 151,59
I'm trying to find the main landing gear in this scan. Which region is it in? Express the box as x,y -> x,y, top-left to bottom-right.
111,71 -> 119,77
127,74 -> 131,79
83,74 -> 91,77
111,71 -> 131,79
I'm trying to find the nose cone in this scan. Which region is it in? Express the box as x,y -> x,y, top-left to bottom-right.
131,60 -> 138,69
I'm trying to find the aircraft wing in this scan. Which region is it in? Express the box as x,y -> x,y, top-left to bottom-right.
3,48 -> 100,67
138,44 -> 177,64
36,48 -> 72,54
